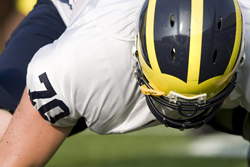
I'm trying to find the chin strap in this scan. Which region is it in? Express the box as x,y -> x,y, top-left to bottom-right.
140,84 -> 165,97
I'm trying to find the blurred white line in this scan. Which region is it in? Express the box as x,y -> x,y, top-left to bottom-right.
189,133 -> 249,158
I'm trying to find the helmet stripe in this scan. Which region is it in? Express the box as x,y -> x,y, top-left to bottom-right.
225,0 -> 243,73
146,0 -> 161,74
187,0 -> 203,84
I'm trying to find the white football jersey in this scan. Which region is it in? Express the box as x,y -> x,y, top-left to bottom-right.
27,0 -> 160,135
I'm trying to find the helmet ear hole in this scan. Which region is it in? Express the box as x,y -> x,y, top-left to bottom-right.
171,47 -> 176,62
170,14 -> 175,27
213,50 -> 217,64
218,17 -> 222,30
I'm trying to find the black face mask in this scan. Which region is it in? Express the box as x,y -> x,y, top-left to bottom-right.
135,63 -> 237,131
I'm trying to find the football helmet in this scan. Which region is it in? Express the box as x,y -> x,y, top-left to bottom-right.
133,0 -> 246,130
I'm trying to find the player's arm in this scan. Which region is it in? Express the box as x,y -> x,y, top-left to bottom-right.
0,87 -> 73,167
207,106 -> 250,142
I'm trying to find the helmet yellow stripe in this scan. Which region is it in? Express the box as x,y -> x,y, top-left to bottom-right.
146,0 -> 161,74
224,0 -> 243,74
187,0 -> 204,84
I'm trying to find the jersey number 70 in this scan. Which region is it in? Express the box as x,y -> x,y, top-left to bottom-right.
28,72 -> 70,124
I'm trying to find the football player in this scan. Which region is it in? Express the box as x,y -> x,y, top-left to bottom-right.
0,0 -> 249,166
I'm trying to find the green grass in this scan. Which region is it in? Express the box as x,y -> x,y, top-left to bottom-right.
45,126 -> 248,167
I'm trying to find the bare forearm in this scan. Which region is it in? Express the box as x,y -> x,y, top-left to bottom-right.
0,87 -> 72,166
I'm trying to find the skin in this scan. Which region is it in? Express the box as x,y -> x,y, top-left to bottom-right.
0,109 -> 12,138
0,87 -> 73,167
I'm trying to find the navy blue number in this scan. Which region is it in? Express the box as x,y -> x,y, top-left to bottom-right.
29,72 -> 70,124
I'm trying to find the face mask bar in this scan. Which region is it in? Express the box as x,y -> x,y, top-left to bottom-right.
145,95 -> 222,130
134,62 -> 237,130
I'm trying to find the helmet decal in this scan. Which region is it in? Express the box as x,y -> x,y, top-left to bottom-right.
186,0 -> 203,84
145,0 -> 242,84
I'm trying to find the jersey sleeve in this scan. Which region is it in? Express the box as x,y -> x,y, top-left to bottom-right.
27,40 -> 80,127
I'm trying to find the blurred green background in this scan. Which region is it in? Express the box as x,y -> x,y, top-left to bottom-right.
46,126 -> 249,167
